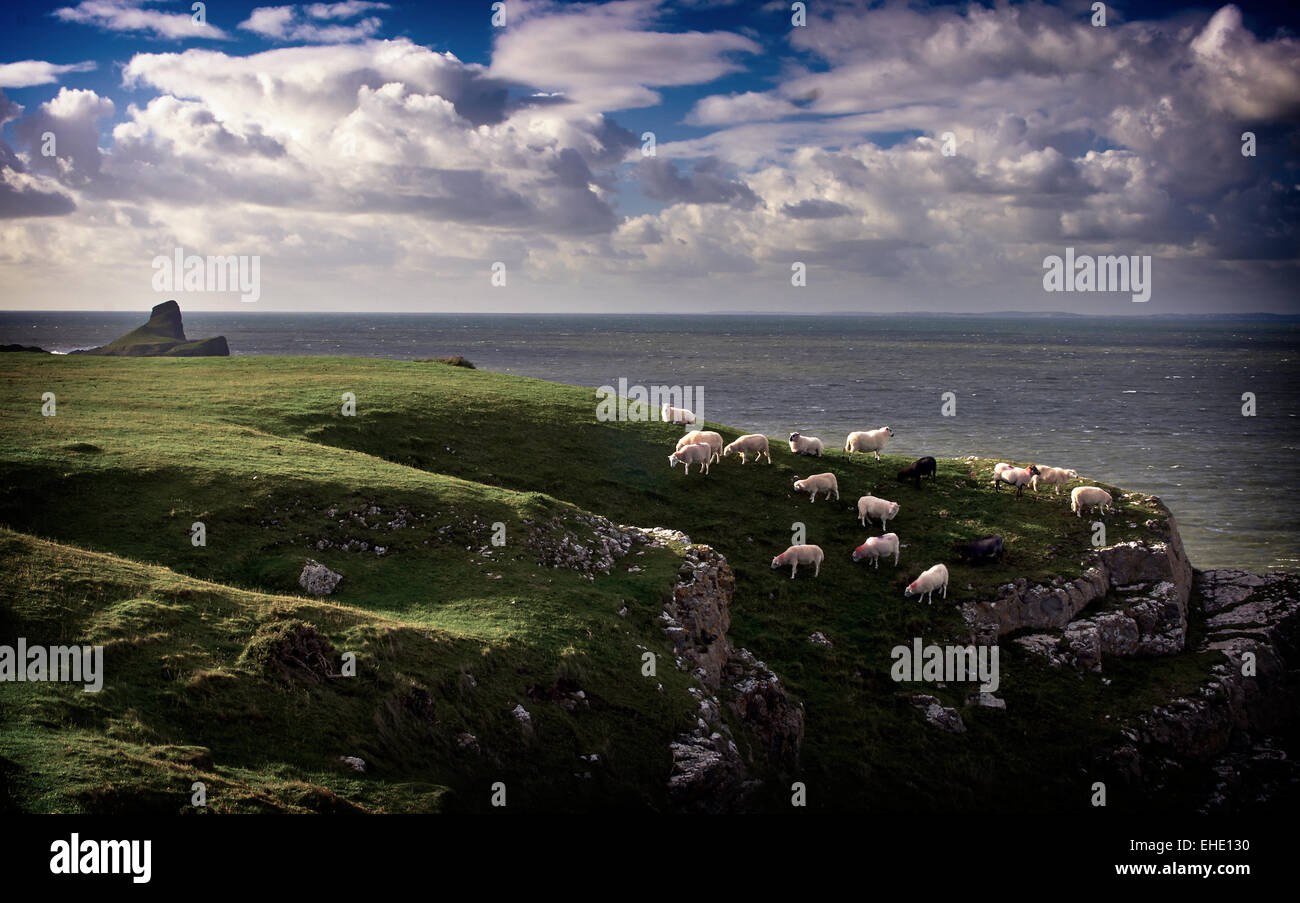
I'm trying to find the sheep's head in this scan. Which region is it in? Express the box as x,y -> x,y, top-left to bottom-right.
903,582 -> 916,597
1067,469 -> 1079,479
770,555 -> 784,569
884,426 -> 895,437
789,432 -> 800,441
1028,465 -> 1041,476
668,454 -> 680,467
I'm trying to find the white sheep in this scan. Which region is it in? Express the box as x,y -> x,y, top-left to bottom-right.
677,430 -> 723,464
723,434 -> 771,465
661,403 -> 696,425
771,544 -> 824,579
852,532 -> 900,568
1030,465 -> 1078,495
844,426 -> 895,460
904,563 -> 949,604
668,442 -> 712,475
993,464 -> 1040,498
856,495 -> 900,530
788,432 -> 825,457
1071,486 -> 1113,518
793,472 -> 839,503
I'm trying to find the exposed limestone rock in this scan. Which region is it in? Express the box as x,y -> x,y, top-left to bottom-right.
910,695 -> 967,733
298,559 -> 343,595
656,536 -> 804,810
1093,569 -> 1300,806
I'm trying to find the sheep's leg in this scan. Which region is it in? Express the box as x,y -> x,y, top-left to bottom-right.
790,562 -> 798,579
893,551 -> 899,565
814,560 -> 821,577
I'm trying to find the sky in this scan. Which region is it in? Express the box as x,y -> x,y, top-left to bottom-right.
0,0 -> 1297,314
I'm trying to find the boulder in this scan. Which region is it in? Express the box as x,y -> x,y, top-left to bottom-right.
298,559 -> 342,595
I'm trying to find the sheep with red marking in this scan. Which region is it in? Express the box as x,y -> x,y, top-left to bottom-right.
852,532 -> 900,568
771,544 -> 824,579
904,564 -> 949,604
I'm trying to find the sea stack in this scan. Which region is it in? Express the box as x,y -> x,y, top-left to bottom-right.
75,301 -> 229,357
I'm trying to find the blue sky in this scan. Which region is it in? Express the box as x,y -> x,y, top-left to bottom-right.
1,0 -> 1298,312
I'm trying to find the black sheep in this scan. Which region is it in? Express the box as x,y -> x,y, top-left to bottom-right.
897,456 -> 937,488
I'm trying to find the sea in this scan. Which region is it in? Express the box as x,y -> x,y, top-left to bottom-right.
3,311 -> 1297,572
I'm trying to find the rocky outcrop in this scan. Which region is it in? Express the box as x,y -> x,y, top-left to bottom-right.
1095,569 -> 1300,809
965,509 -> 1195,675
638,529 -> 804,811
963,522 -> 1193,646
74,300 -> 229,357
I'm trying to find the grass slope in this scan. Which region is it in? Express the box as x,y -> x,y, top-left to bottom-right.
0,354 -> 1223,812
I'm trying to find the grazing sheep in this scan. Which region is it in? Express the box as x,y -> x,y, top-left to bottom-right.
857,495 -> 900,530
904,563 -> 949,604
793,472 -> 839,503
844,426 -> 895,460
677,430 -> 723,464
1071,486 -> 1113,518
723,434 -> 772,465
788,432 -> 825,457
668,442 -> 713,475
897,456 -> 937,488
852,532 -> 900,568
661,403 -> 696,425
955,534 -> 1004,564
771,544 -> 824,579
993,464 -> 1040,498
1030,465 -> 1078,495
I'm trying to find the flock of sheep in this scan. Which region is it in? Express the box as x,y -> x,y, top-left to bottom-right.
660,402 -> 1116,605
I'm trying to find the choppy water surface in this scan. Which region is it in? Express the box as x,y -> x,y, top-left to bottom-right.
4,311 -> 1296,571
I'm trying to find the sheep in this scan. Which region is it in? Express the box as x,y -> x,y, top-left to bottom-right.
897,456 -> 937,488
677,430 -> 723,464
667,442 -> 713,475
661,403 -> 696,425
1071,486 -> 1113,518
857,495 -> 900,531
844,426 -> 895,460
788,432 -> 825,457
955,534 -> 1003,564
1030,465 -> 1078,495
904,563 -> 949,604
993,464 -> 1040,498
793,472 -> 839,503
771,544 -> 824,579
723,433 -> 772,465
851,532 -> 900,568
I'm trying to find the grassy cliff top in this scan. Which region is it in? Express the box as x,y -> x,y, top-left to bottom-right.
0,354 -> 1220,812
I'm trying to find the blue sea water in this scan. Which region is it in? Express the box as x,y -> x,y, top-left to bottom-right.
3,311 -> 1297,572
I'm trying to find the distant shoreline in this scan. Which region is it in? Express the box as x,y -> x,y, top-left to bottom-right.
3,310 -> 1299,320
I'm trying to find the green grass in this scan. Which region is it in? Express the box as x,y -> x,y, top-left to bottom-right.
0,353 -> 1224,812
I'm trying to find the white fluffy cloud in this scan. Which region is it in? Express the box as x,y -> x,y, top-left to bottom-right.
53,0 -> 230,40
239,3 -> 389,43
0,60 -> 96,88
489,0 -> 760,112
